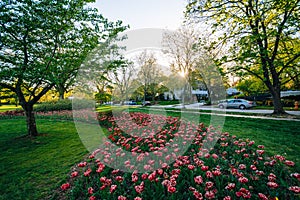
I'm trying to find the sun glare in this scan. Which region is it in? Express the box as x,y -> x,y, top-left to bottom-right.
179,70 -> 186,77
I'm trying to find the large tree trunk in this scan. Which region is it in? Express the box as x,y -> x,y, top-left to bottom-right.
24,104 -> 38,137
57,87 -> 65,100
15,83 -> 54,137
181,82 -> 188,109
266,81 -> 286,115
143,87 -> 147,102
59,92 -> 65,100
16,87 -> 38,136
271,89 -> 285,115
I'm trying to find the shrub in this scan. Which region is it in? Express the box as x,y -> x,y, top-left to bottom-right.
34,100 -> 72,112
205,100 -> 212,105
158,100 -> 180,105
34,99 -> 95,112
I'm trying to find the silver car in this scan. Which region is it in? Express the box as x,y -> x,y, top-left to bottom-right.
218,99 -> 255,110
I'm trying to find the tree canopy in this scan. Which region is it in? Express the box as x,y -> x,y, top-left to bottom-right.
186,0 -> 300,114
0,0 -> 127,136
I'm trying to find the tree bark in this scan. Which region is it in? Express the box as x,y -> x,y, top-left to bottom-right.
270,87 -> 286,115
24,104 -> 38,137
59,92 -> 65,100
264,79 -> 286,114
181,81 -> 188,109
143,87 -> 146,102
57,86 -> 65,100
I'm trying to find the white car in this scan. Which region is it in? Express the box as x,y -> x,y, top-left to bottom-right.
218,99 -> 255,110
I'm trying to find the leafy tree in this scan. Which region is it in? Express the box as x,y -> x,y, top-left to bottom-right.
186,0 -> 300,114
135,51 -> 162,101
162,27 -> 200,104
236,76 -> 269,96
280,38 -> 300,90
0,86 -> 19,106
163,72 -> 186,98
162,27 -> 225,105
95,90 -> 112,104
129,79 -> 145,101
283,67 -> 300,90
52,7 -> 127,100
76,31 -> 128,102
0,0 -> 126,136
109,61 -> 135,104
51,27 -> 94,100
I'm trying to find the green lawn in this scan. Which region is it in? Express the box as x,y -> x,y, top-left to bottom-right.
0,111 -> 299,199
0,119 -> 87,200
255,105 -> 296,111
222,116 -> 300,169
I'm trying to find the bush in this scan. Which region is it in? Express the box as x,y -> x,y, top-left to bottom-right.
34,99 -> 95,112
34,100 -> 72,112
158,100 -> 180,105
205,100 -> 212,105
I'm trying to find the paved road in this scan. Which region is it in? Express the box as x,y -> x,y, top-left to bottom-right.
150,103 -> 300,116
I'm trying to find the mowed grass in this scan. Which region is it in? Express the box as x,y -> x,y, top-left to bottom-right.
222,116 -> 300,170
0,119 -> 88,200
0,110 -> 299,199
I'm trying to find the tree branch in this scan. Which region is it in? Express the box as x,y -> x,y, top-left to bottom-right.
0,82 -> 16,92
271,1 -> 297,62
31,83 -> 55,105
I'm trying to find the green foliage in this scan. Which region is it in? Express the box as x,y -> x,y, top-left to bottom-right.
158,100 -> 180,105
0,0 -> 127,135
34,99 -> 94,112
75,33 -> 129,106
95,92 -> 112,103
0,87 -> 18,104
186,0 -> 300,114
236,77 -> 269,96
34,100 -> 73,112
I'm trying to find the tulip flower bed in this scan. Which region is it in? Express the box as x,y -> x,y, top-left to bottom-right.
60,112 -> 300,200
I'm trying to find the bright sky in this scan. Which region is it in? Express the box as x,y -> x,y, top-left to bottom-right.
89,0 -> 187,30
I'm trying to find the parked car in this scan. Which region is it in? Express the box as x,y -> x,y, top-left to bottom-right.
129,101 -> 137,105
124,101 -> 137,105
218,99 -> 255,110
103,101 -> 113,105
